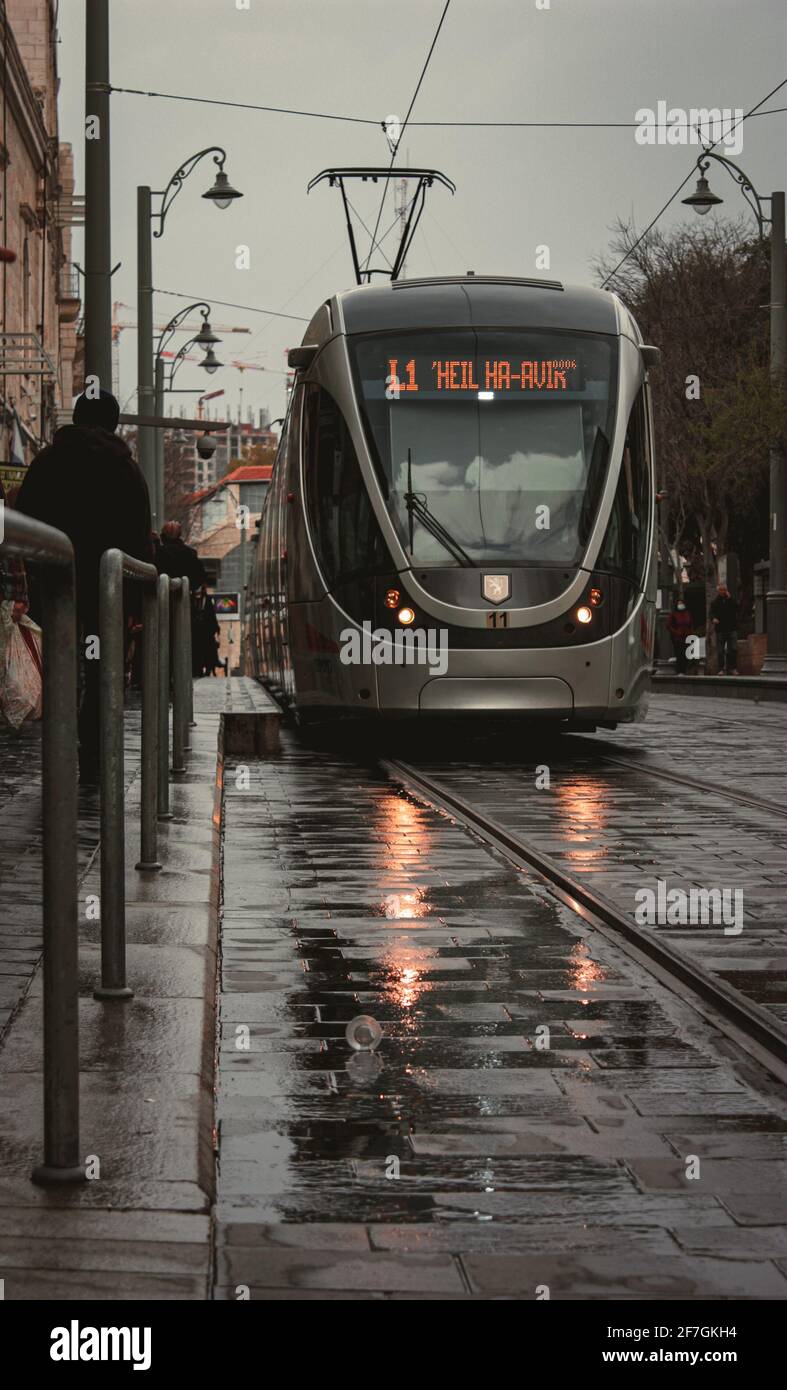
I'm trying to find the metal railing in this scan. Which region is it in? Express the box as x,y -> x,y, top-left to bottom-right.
94,549 -> 160,1001
157,573 -> 172,818
59,264 -> 81,301
0,520 -> 197,1183
94,558 -> 193,1000
170,577 -> 192,774
0,512 -> 84,1184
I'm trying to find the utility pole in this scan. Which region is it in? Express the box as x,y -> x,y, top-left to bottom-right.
239,517 -> 246,676
84,0 -> 112,389
762,190 -> 787,672
137,186 -> 156,522
154,354 -> 165,527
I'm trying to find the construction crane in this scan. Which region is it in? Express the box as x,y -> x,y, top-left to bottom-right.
232,360 -> 266,422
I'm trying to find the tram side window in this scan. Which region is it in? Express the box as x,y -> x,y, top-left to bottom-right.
598,387 -> 651,586
303,384 -> 388,587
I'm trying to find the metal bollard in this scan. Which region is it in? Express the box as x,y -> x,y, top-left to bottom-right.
33,544 -> 85,1183
171,578 -> 189,773
188,587 -> 196,730
95,548 -> 159,1000
1,514 -> 85,1183
135,582 -> 161,871
157,573 -> 172,819
183,578 -> 194,746
96,551 -> 130,1000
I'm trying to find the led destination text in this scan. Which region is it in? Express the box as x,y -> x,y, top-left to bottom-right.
387,357 -> 578,393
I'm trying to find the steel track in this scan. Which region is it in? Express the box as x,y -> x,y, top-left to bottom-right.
592,750 -> 787,820
383,757 -> 787,1080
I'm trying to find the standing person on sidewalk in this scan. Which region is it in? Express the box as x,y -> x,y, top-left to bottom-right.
156,521 -> 206,590
193,586 -> 221,677
156,522 -> 207,676
667,597 -> 693,674
709,583 -> 739,675
16,390 -> 153,781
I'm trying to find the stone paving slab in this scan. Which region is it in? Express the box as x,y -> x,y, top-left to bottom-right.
212,720 -> 787,1300
459,1253 -> 787,1299
0,676 -> 273,1300
402,694 -> 787,1028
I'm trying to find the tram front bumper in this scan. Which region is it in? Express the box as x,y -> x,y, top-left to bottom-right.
418,675 -> 573,715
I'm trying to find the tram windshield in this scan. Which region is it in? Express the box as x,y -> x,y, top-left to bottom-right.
351,330 -> 618,567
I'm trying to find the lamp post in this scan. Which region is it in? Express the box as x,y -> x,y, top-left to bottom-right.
84,0 -> 113,388
138,149 -> 241,527
154,304 -> 224,525
682,153 -> 786,673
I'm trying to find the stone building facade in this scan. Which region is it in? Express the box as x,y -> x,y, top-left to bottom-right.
1,0 -> 81,484
190,464 -> 272,672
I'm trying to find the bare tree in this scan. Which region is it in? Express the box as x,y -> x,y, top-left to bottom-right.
595,218 -> 784,668
163,437 -> 199,538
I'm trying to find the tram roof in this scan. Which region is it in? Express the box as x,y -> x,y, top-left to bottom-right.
333,276 -> 621,337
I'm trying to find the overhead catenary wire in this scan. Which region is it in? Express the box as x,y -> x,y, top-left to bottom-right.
362,0 -> 453,275
108,83 -> 787,130
153,289 -> 309,321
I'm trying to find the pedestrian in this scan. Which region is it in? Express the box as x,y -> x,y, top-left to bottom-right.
0,479 -> 41,727
156,520 -> 206,592
709,583 -> 738,675
667,596 -> 693,674
0,481 -> 28,623
193,587 -> 221,677
208,627 -> 223,677
156,522 -> 207,676
16,389 -> 153,780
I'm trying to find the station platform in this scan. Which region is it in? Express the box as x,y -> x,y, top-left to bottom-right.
1,681 -> 786,1300
653,671 -> 787,703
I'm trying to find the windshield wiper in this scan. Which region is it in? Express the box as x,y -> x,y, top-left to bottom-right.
404,448 -> 475,568
578,426 -> 610,547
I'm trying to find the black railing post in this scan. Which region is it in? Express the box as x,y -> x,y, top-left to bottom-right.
94,548 -> 159,1000
0,512 -> 86,1185
157,573 -> 172,818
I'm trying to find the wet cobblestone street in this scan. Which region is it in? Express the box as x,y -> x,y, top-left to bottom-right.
401,695 -> 787,1026
213,696 -> 787,1300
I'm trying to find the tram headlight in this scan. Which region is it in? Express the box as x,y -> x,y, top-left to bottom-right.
397,606 -> 416,626
576,605 -> 593,625
589,587 -> 604,607
384,589 -> 401,609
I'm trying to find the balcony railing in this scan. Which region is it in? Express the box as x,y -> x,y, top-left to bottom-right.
58,265 -> 81,323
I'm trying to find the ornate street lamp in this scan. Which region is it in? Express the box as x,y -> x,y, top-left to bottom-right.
154,304 -> 225,524
137,150 -> 243,526
682,152 -> 786,674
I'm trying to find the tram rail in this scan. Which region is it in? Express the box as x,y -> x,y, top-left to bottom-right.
381,757 -> 787,1082
581,746 -> 787,821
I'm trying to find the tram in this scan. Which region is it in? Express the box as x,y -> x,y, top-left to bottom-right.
247,275 -> 658,729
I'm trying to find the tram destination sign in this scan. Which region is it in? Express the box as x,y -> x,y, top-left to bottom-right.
387,356 -> 579,394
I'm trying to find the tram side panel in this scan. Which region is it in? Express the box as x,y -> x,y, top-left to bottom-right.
286,376 -> 382,713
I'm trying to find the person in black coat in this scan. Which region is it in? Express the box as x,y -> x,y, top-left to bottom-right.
156,521 -> 206,591
16,390 -> 153,779
709,584 -> 738,675
156,522 -> 208,676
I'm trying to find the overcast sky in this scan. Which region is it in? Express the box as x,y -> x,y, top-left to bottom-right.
56,0 -> 786,424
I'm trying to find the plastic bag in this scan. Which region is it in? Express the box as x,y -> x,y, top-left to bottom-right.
0,604 -> 42,728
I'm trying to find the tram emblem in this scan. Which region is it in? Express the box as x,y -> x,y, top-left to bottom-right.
482,574 -> 510,605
